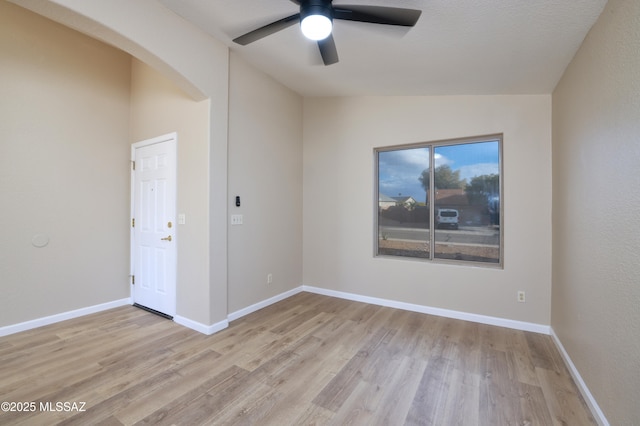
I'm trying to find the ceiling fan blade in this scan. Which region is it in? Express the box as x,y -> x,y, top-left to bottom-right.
333,5 -> 421,27
233,13 -> 300,45
317,34 -> 339,65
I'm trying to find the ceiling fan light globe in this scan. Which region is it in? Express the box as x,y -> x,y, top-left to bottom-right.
301,14 -> 332,40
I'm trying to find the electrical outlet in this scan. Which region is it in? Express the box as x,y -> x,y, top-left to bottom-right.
517,291 -> 526,303
267,273 -> 273,284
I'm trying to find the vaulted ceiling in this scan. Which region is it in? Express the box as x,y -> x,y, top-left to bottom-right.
158,0 -> 607,96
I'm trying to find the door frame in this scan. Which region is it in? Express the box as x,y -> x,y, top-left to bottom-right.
130,132 -> 178,315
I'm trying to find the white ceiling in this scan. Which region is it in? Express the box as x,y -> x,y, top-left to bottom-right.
157,0 -> 607,97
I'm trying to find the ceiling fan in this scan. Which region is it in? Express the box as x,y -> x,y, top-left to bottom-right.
232,0 -> 422,66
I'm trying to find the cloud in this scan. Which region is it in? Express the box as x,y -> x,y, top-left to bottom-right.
379,148 -> 431,198
457,162 -> 499,183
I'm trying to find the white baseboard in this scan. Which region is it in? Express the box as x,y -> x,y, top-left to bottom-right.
0,287 -> 549,337
0,287 -> 304,338
174,287 -> 303,336
173,315 -> 229,335
550,328 -> 609,426
302,285 -> 551,334
0,298 -> 132,337
228,287 -> 303,322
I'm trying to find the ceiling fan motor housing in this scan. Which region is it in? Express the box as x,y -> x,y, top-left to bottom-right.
300,0 -> 334,23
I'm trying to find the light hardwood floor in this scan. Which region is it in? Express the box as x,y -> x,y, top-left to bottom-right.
0,292 -> 596,425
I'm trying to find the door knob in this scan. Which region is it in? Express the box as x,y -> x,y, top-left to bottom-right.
161,235 -> 172,242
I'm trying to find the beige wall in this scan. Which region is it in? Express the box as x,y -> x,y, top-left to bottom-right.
12,0 -> 231,327
129,59 -> 212,325
227,53 -> 303,312
552,0 -> 640,423
303,96 -> 552,325
0,1 -> 132,326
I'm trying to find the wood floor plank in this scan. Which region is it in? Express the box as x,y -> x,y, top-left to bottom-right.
212,328 -> 282,367
208,385 -> 283,425
235,313 -> 332,372
536,366 -> 597,425
516,380 -> 555,426
56,368 -> 183,426
329,379 -> 385,425
504,328 -> 540,387
405,355 -> 454,425
0,293 -> 596,426
312,327 -> 394,412
450,320 -> 482,376
370,355 -> 428,425
113,350 -> 225,424
253,354 -> 342,425
292,403 -> 334,425
479,347 -> 524,426
441,367 -> 481,426
525,331 -> 567,373
134,365 -> 255,425
345,302 -> 382,325
2,322 -> 183,407
269,308 -> 322,335
430,316 -> 469,362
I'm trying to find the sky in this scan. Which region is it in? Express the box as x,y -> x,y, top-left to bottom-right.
378,140 -> 499,201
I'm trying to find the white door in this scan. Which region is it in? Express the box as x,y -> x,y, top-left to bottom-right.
131,134 -> 177,317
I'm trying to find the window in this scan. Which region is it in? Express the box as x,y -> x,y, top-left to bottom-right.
376,135 -> 502,266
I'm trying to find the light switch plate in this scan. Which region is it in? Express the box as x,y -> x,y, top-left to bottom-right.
231,214 -> 243,225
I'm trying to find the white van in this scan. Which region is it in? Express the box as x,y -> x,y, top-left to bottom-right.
436,209 -> 459,230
